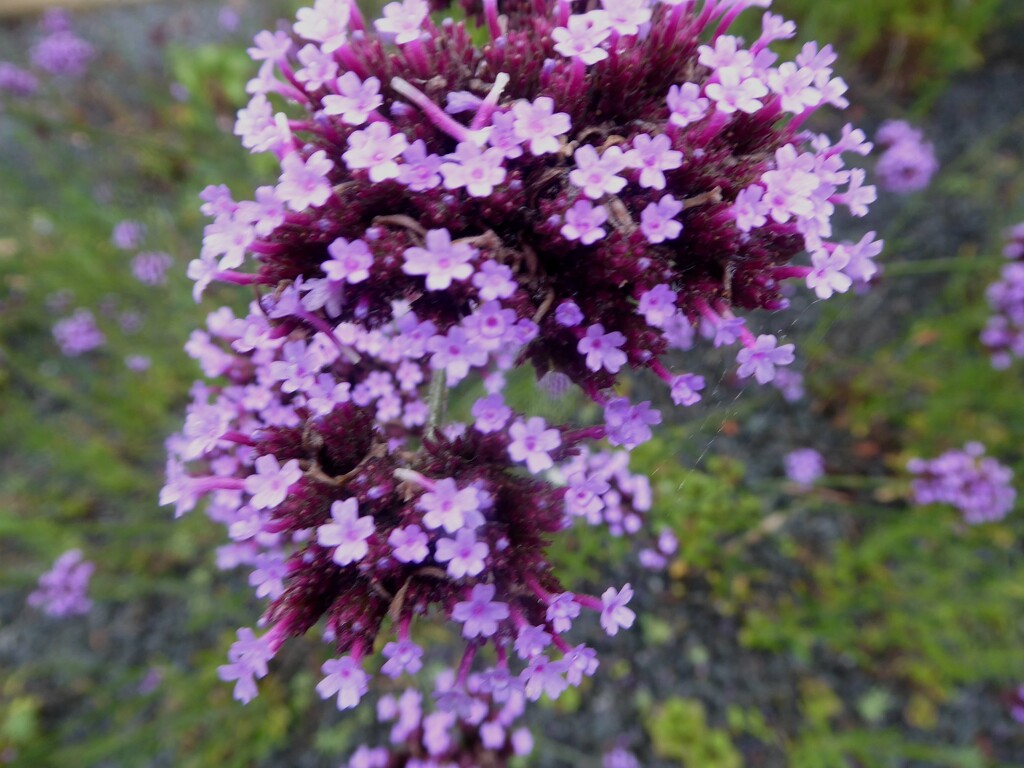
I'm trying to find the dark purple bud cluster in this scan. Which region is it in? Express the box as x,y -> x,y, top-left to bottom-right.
168,0 -> 878,711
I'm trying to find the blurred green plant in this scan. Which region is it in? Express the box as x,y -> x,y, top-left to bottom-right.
649,697 -> 743,768
771,0 -> 1009,98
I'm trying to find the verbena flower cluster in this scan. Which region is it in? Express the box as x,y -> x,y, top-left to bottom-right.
981,222 -> 1024,368
907,442 -> 1016,525
874,119 -> 937,194
603,747 -> 642,768
1011,685 -> 1024,725
339,668 -> 532,767
0,9 -> 93,101
30,9 -> 95,78
784,447 -> 823,487
53,308 -> 106,356
27,548 -> 94,617
166,0 -> 878,711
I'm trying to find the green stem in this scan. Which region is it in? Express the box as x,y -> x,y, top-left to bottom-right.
884,256 -> 987,277
426,368 -> 448,439
815,475 -> 893,489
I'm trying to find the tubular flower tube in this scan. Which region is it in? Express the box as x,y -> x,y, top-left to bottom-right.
168,0 -> 878,710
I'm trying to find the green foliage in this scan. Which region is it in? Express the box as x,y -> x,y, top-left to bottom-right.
0,29 -> 318,768
740,220 -> 1024,760
649,698 -> 742,768
770,0 -> 1009,97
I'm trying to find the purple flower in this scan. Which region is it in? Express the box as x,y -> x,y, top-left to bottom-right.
570,145 -> 627,199
397,140 -> 443,191
578,323 -> 627,373
508,417 -> 561,474
112,220 -> 146,250
472,394 -> 512,433
875,120 -> 938,194
604,398 -> 661,449
295,43 -> 338,90
30,19 -> 94,78
0,62 -> 38,96
374,0 -> 429,44
451,583 -> 510,638
604,748 -> 641,768
667,82 -> 709,128
427,326 -> 488,383
555,301 -> 584,328
784,448 -> 825,487
125,354 -> 151,372
805,248 -> 852,299
908,443 -> 1015,524
217,628 -> 276,704
435,529 -> 489,578
546,592 -> 581,633
601,0 -> 651,35
733,185 -> 768,232
599,583 -> 635,636
417,478 -> 483,533
131,251 -> 174,286
381,639 -> 424,678
625,133 -> 683,190
521,654 -> 569,701
27,549 -> 94,618
639,195 -> 683,244
343,122 -> 408,182
53,309 -> 105,356
277,150 -> 334,211
876,136 -> 938,194
736,334 -> 795,384
472,261 -> 516,301
244,454 -> 303,510
561,199 -> 608,244
324,237 -> 374,284
440,142 -> 508,198
172,0 -> 878,715
1011,686 -> 1024,725
706,69 -> 769,114
322,72 -> 382,125
403,229 -> 477,290
248,30 -> 292,63
388,524 -> 429,563
511,97 -> 571,155
317,498 -> 375,565
514,624 -> 552,659
487,111 -> 525,159
637,284 -> 678,327
317,656 -> 369,710
552,13 -> 611,64
670,373 -> 705,406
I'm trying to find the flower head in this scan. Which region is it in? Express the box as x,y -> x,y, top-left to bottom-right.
173,0 -> 876,715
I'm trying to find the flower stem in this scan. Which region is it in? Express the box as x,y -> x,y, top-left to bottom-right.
426,369 -> 448,440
